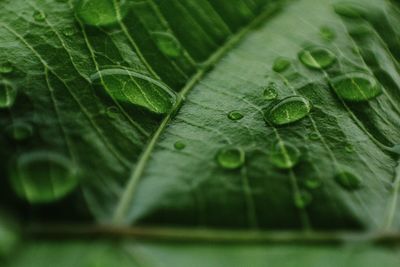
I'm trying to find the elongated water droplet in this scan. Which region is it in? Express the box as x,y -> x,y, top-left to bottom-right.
216,147 -> 245,170
320,26 -> 336,41
294,190 -> 312,208
272,57 -> 291,72
345,144 -> 355,153
5,122 -> 33,141
0,212 -> 19,257
91,68 -> 176,114
263,83 -> 278,100
330,73 -> 381,102
33,11 -> 46,21
0,63 -> 13,74
335,171 -> 361,190
305,177 -> 322,189
265,96 -> 312,126
105,106 -> 119,119
152,32 -> 182,58
349,25 -> 372,38
0,80 -> 17,109
227,110 -> 244,121
298,47 -> 336,70
333,2 -> 364,18
76,0 -> 128,26
269,141 -> 300,169
174,141 -> 186,150
8,151 -> 80,204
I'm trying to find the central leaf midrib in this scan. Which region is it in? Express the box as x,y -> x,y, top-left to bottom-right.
111,3 -> 282,225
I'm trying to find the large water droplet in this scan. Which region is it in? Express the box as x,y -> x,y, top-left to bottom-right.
0,80 -> 17,109
330,73 -> 381,102
227,110 -> 244,121
272,57 -> 291,72
334,171 -> 361,190
265,96 -> 312,126
294,190 -> 312,208
8,151 -> 80,204
5,122 -> 33,141
216,147 -> 245,170
152,32 -> 182,58
298,47 -> 336,70
0,63 -> 13,74
91,69 -> 176,114
76,0 -> 128,26
333,2 -> 364,19
269,141 -> 300,169
263,83 -> 278,100
174,141 -> 186,150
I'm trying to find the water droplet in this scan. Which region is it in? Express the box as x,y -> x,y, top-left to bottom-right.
216,147 -> 245,170
63,27 -> 77,37
333,2 -> 364,19
305,178 -> 322,189
265,95 -> 312,126
0,212 -> 19,257
330,73 -> 381,102
0,80 -> 17,109
8,151 -> 80,204
294,190 -> 312,208
0,63 -> 13,74
90,68 -> 176,114
345,144 -> 355,153
5,122 -> 33,141
320,26 -> 336,41
105,106 -> 120,119
298,47 -> 336,70
33,11 -> 46,21
272,57 -> 291,72
348,25 -> 372,38
308,132 -> 320,141
152,32 -> 182,58
334,171 -> 361,190
269,141 -> 300,169
174,141 -> 186,150
263,83 -> 278,100
227,110 -> 244,121
76,0 -> 128,26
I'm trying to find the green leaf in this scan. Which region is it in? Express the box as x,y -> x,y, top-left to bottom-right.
1,0 -> 400,265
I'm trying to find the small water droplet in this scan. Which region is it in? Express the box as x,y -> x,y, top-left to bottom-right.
294,190 -> 312,208
319,26 -> 336,42
227,110 -> 244,121
105,106 -> 119,119
63,27 -> 77,37
298,47 -> 336,70
269,141 -> 300,169
152,32 -> 182,58
5,122 -> 33,141
305,178 -> 322,189
76,0 -> 128,26
263,83 -> 278,100
272,57 -> 291,72
345,144 -> 355,153
334,171 -> 361,190
308,132 -> 320,141
174,141 -> 186,150
0,80 -> 17,109
216,147 -> 245,170
333,2 -> 364,19
90,68 -> 176,114
265,95 -> 312,126
330,73 -> 381,102
0,63 -> 13,74
8,151 -> 80,204
33,11 -> 46,21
